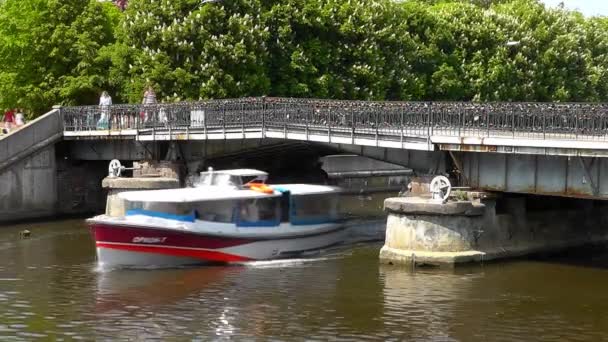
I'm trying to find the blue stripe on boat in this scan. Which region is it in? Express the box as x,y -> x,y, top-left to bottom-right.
126,209 -> 196,223
290,217 -> 336,225
236,219 -> 281,228
272,187 -> 290,193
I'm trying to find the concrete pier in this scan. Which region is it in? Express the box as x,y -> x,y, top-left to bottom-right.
103,177 -> 180,217
381,197 -> 487,265
103,160 -> 181,217
380,195 -> 608,267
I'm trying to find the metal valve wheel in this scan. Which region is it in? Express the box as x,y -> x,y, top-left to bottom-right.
108,159 -> 122,178
430,176 -> 451,203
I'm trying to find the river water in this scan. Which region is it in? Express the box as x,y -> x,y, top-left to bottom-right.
0,219 -> 607,341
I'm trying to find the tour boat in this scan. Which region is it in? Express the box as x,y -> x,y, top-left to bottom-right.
88,169 -> 345,268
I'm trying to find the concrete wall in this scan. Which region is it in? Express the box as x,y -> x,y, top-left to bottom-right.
0,149 -> 108,224
67,140 -> 153,161
0,108 -> 65,223
56,159 -> 108,216
327,144 -> 447,174
68,138 -> 288,162
0,109 -> 62,172
320,154 -> 407,173
0,146 -> 58,222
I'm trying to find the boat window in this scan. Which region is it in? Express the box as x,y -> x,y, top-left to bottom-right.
199,172 -> 241,187
142,202 -> 193,215
193,200 -> 237,223
125,201 -> 193,215
124,201 -> 196,222
125,201 -> 143,211
242,176 -> 260,184
237,197 -> 281,227
290,194 -> 339,225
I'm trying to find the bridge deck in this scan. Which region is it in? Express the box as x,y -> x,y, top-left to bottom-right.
61,97 -> 608,157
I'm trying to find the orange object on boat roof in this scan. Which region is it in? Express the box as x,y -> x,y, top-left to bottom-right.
248,182 -> 275,194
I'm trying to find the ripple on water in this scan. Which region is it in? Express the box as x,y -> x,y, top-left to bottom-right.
16,332 -> 47,339
3,219 -> 608,340
0,325 -> 16,333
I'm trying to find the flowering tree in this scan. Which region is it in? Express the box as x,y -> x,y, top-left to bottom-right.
111,0 -> 270,103
4,0 -> 608,115
114,0 -> 128,11
264,0 -> 423,100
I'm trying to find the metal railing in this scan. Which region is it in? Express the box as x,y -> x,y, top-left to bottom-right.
61,97 -> 608,141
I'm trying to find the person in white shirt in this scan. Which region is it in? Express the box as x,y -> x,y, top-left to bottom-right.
14,109 -> 25,127
97,91 -> 112,129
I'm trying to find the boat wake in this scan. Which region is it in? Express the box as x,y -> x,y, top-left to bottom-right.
236,256 -> 337,268
93,262 -> 220,273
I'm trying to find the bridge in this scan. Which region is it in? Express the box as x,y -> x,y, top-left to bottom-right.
60,97 -> 608,156
3,97 -> 608,222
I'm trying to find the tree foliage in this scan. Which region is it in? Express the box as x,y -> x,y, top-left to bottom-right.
0,0 -> 120,114
3,0 -> 608,115
111,0 -> 270,103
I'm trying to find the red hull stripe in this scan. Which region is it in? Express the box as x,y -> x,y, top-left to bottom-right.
96,242 -> 252,263
91,224 -> 256,249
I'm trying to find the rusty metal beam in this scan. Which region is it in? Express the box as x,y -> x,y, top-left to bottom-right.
578,157 -> 599,196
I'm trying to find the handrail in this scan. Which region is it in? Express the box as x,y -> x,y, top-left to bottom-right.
60,98 -> 608,141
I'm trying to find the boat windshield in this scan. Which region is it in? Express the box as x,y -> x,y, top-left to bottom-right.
196,169 -> 268,188
195,172 -> 241,187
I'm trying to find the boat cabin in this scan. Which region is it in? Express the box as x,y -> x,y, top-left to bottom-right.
195,168 -> 268,188
120,183 -> 341,227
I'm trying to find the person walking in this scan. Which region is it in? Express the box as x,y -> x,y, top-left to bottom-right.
141,86 -> 157,126
97,91 -> 112,129
3,108 -> 15,133
14,108 -> 25,127
142,86 -> 157,105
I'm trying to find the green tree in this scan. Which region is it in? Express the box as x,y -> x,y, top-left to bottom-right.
5,0 -> 608,115
0,0 -> 120,115
111,0 -> 270,103
585,16 -> 608,101
264,0 -> 423,100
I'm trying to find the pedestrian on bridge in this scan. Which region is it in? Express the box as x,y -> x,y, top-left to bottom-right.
14,109 -> 25,128
142,86 -> 157,105
141,86 -> 157,127
97,91 -> 112,130
3,108 -> 15,133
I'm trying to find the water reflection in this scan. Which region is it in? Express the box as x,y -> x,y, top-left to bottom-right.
380,262 -> 608,341
380,265 -> 482,341
1,219 -> 608,340
95,266 -> 234,311
92,256 -> 348,339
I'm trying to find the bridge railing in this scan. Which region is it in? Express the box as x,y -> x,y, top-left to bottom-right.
61,98 -> 608,141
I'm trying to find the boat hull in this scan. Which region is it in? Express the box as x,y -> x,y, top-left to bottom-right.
90,222 -> 346,268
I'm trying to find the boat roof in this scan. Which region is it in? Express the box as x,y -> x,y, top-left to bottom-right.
203,169 -> 268,177
119,186 -> 279,203
118,184 -> 340,203
272,184 -> 340,195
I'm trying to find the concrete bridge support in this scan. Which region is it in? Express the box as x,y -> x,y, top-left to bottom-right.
380,194 -> 608,266
0,108 -> 64,222
0,146 -> 58,222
